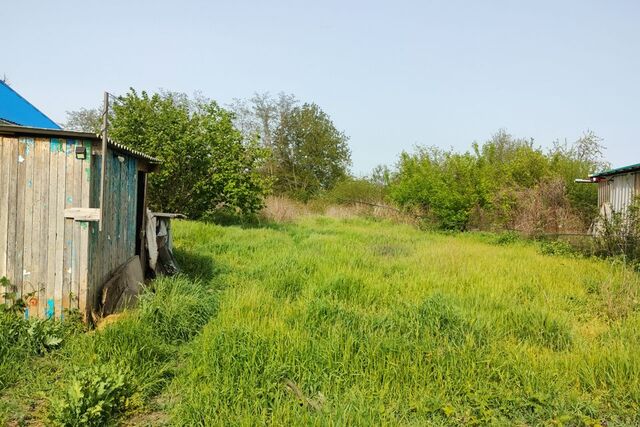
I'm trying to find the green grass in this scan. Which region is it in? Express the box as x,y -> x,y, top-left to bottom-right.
1,216 -> 640,425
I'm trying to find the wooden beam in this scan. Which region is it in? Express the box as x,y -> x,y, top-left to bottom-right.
64,208 -> 100,222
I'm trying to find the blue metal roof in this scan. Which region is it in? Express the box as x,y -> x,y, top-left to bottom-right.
0,80 -> 61,129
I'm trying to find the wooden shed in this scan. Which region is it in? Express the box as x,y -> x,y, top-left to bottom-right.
0,124 -> 159,320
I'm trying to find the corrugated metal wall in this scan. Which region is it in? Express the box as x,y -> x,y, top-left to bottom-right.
0,136 -> 91,318
598,181 -> 610,208
87,148 -> 138,312
598,172 -> 638,215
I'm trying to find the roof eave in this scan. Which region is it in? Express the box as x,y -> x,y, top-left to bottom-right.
0,124 -> 161,165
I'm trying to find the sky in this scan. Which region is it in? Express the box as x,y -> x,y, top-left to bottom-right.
3,0 -> 639,175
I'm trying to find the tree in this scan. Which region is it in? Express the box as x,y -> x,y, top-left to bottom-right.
64,107 -> 102,133
229,92 -> 298,148
370,164 -> 392,187
272,103 -> 351,200
229,92 -> 298,178
108,89 -> 270,218
548,131 -> 607,227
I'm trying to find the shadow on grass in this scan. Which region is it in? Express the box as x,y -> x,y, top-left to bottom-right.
174,247 -> 219,283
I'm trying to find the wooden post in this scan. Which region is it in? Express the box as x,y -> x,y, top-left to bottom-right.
99,92 -> 108,231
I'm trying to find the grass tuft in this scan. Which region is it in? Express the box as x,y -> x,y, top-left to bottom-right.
138,275 -> 218,344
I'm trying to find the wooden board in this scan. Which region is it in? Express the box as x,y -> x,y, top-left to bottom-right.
53,138 -> 66,317
5,138 -> 18,300
14,138 -> 27,302
0,138 -> 9,302
62,139 -> 75,313
78,141 -> 91,320
64,208 -> 100,221
37,139 -> 50,317
23,138 -> 35,315
46,139 -> 60,318
32,139 -> 45,316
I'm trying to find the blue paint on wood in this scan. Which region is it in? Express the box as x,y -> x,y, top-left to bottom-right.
50,138 -> 63,153
19,137 -> 35,157
66,139 -> 76,156
46,299 -> 55,319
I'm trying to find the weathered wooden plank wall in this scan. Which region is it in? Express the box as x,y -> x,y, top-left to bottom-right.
1,136 -> 142,319
0,136 -> 91,318
87,148 -> 138,313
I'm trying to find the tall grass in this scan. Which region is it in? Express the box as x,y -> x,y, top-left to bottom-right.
1,216 -> 639,425
0,276 -> 218,426
167,217 -> 640,425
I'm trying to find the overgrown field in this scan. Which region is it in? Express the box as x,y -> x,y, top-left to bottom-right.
1,217 -> 640,425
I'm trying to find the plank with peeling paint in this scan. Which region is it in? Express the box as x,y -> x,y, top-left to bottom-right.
62,139 -> 75,313
0,139 -> 8,281
78,141 -> 91,319
31,139 -> 44,316
0,138 -> 9,303
6,138 -> 18,300
23,137 -> 36,312
54,138 -> 66,318
37,138 -> 51,317
46,139 -> 60,318
15,138 -> 28,303
71,140 -> 83,311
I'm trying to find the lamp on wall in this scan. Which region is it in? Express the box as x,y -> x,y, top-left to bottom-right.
75,145 -> 87,160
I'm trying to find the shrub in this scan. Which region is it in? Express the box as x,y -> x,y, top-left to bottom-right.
538,239 -> 577,257
492,231 -> 521,245
48,364 -> 137,427
593,197 -> 640,263
325,177 -> 386,205
260,196 -> 310,222
387,130 -> 602,232
0,299 -> 81,391
511,178 -> 583,236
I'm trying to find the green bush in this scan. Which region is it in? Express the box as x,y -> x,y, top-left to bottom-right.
492,231 -> 521,245
0,305 -> 80,391
325,177 -> 386,204
388,130 -> 603,232
48,364 -> 137,427
539,239 -> 577,257
594,197 -> 640,262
